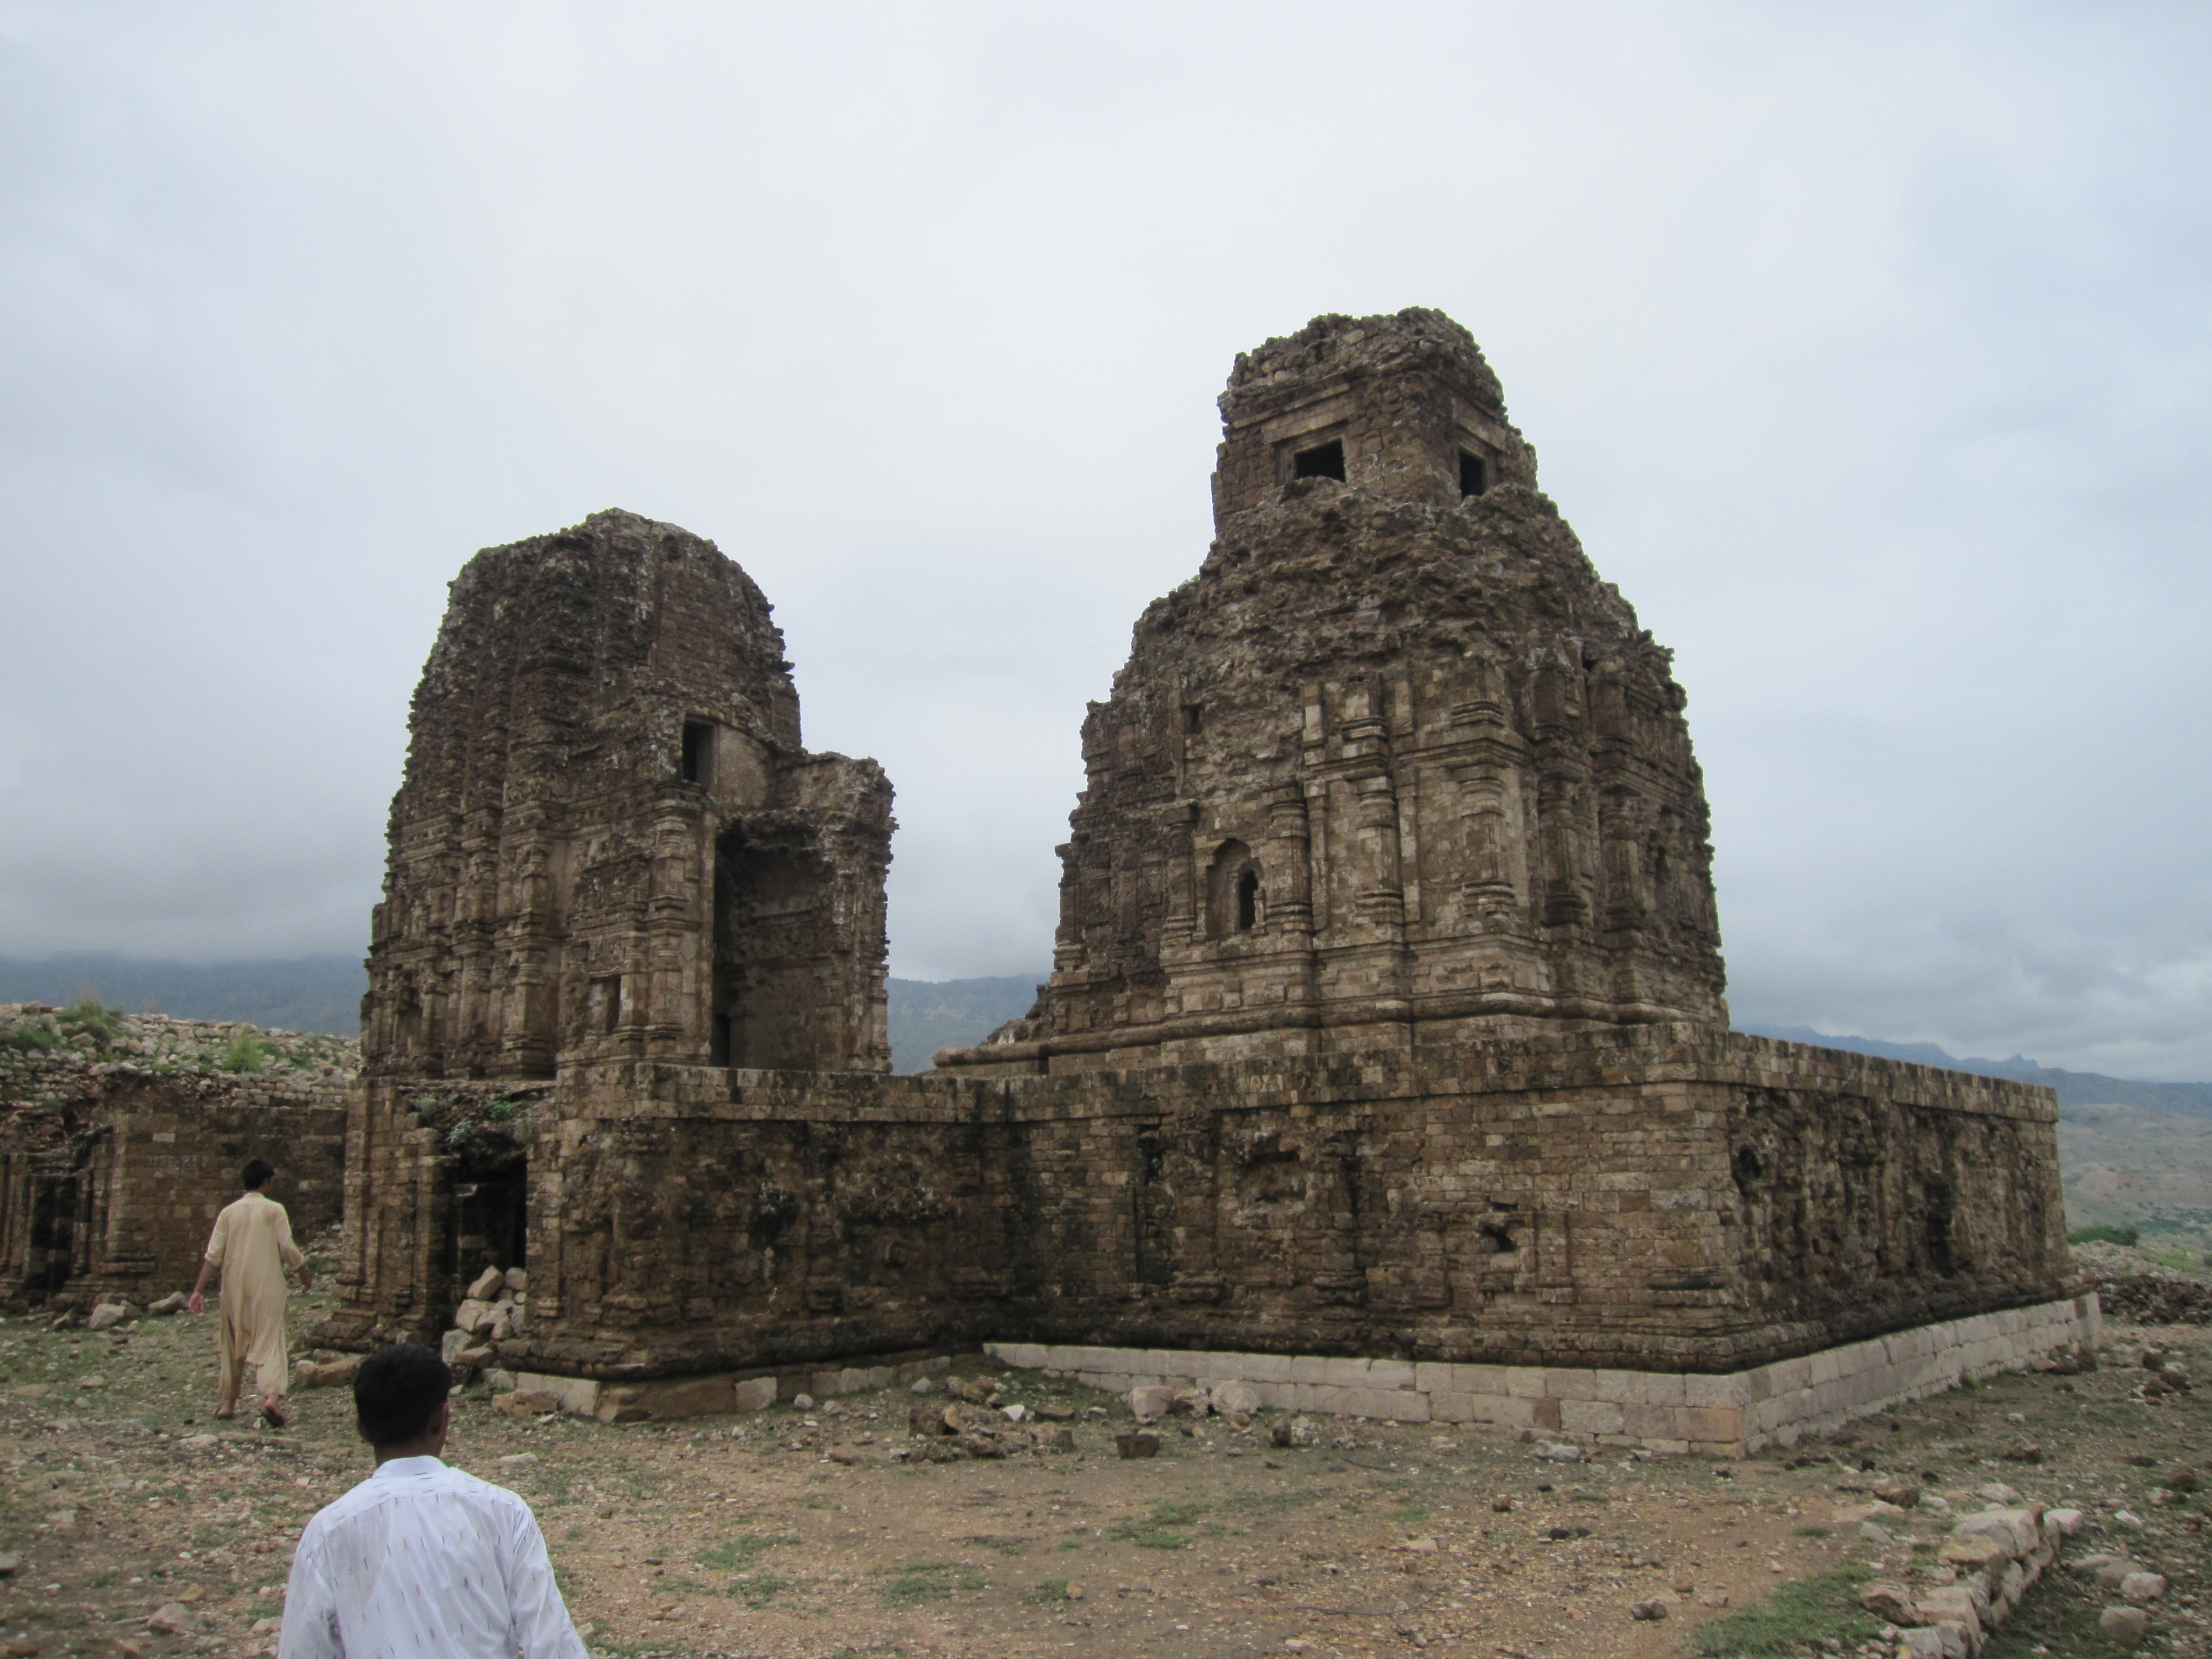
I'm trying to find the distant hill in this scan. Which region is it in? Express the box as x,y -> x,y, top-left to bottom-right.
886,974 -> 1045,1074
1741,1024 -> 2212,1119
0,952 -> 366,1036
0,956 -> 1050,1068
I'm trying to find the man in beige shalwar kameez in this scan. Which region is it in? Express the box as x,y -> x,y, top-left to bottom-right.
187,1159 -> 313,1426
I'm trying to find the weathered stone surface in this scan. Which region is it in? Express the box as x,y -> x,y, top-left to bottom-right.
304,313 -> 2074,1409
320,508 -> 895,1349
939,309 -> 1723,1078
294,1355 -> 362,1389
2100,1605 -> 2150,1646
2119,1572 -> 2167,1605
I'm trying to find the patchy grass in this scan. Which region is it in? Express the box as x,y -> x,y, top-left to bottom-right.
728,1571 -> 799,1606
1107,1500 -> 1211,1550
880,1560 -> 986,1606
1025,1577 -> 1072,1604
693,1535 -> 797,1571
1686,1567 -> 1881,1657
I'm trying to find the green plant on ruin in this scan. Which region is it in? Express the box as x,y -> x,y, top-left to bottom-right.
1,1014 -> 60,1053
221,1032 -> 271,1073
58,995 -> 123,1046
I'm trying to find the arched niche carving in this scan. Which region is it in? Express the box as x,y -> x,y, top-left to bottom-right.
1206,839 -> 1263,940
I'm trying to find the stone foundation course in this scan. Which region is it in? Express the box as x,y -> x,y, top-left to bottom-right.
988,1294 -> 2098,1457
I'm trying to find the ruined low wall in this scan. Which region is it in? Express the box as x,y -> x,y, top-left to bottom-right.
1,1074 -> 348,1309
322,1025 -> 2073,1382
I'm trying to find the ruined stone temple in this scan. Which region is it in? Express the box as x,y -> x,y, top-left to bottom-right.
935,310 -> 1723,1074
315,310 -> 2090,1451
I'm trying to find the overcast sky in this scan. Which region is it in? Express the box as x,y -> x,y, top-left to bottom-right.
3,3 -> 2208,1077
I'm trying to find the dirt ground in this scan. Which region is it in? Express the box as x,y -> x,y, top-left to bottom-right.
1,1267 -> 2203,1659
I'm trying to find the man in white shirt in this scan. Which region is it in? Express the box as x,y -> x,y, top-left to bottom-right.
280,1343 -> 588,1659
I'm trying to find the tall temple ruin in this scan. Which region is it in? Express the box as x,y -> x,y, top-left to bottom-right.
937,310 -> 1723,1074
303,310 -> 2088,1452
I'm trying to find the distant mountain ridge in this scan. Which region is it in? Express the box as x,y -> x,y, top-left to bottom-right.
0,952 -> 365,1036
8,952 -> 2203,1108
886,974 -> 1044,1074
1741,1023 -> 2212,1118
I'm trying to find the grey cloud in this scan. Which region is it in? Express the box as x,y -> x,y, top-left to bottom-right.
2,1 -> 2209,1077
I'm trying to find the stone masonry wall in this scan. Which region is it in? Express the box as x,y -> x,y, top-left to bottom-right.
1,1072 -> 348,1310
369,1028 -> 2078,1384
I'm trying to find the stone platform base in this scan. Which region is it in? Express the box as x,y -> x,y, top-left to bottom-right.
488,1352 -> 953,1424
482,1295 -> 2096,1444
987,1294 -> 2100,1457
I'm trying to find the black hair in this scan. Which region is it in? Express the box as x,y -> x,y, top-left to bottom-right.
354,1343 -> 452,1448
242,1159 -> 275,1191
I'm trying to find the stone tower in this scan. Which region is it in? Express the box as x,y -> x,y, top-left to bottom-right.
940,309 -> 1725,1073
362,509 -> 894,1079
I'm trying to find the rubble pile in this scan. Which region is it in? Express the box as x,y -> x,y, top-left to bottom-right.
441,1264 -> 526,1375
2098,1274 -> 2212,1326
1861,1503 -> 2086,1656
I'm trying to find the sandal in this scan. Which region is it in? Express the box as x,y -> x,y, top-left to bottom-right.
213,1407 -> 237,1420
260,1404 -> 288,1429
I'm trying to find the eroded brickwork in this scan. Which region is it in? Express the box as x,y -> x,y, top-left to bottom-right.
325,509 -> 896,1346
325,315 -> 2074,1394
364,508 -> 893,1082
938,309 -> 1723,1076
1,1072 -> 347,1310
468,1029 -> 2069,1380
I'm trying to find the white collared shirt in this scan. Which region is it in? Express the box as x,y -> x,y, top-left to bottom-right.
279,1455 -> 588,1659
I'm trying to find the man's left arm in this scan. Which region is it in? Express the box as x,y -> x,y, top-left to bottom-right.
504,1500 -> 588,1659
276,1206 -> 312,1292
276,1525 -> 341,1659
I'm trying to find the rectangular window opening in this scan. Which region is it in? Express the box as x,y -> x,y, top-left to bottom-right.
1292,439 -> 1345,482
681,719 -> 714,786
1182,704 -> 1203,734
1459,450 -> 1488,497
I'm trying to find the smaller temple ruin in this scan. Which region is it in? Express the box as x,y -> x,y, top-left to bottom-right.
322,510 -> 894,1349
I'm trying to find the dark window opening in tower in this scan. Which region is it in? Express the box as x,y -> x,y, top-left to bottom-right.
1293,439 -> 1345,482
1182,703 -> 1203,734
1459,450 -> 1488,497
681,720 -> 713,785
1235,868 -> 1260,932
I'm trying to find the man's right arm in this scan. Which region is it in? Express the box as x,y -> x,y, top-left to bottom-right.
276,1527 -> 342,1659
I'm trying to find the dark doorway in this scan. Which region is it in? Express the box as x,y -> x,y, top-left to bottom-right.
446,1151 -> 528,1287
1293,439 -> 1346,482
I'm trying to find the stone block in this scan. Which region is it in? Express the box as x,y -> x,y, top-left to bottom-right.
1674,1406 -> 1744,1443
1364,1358 -> 1415,1391
1542,1367 -> 1599,1401
1597,1369 -> 1687,1407
1684,1372 -> 1752,1409
733,1376 -> 776,1413
1559,1399 -> 1625,1436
